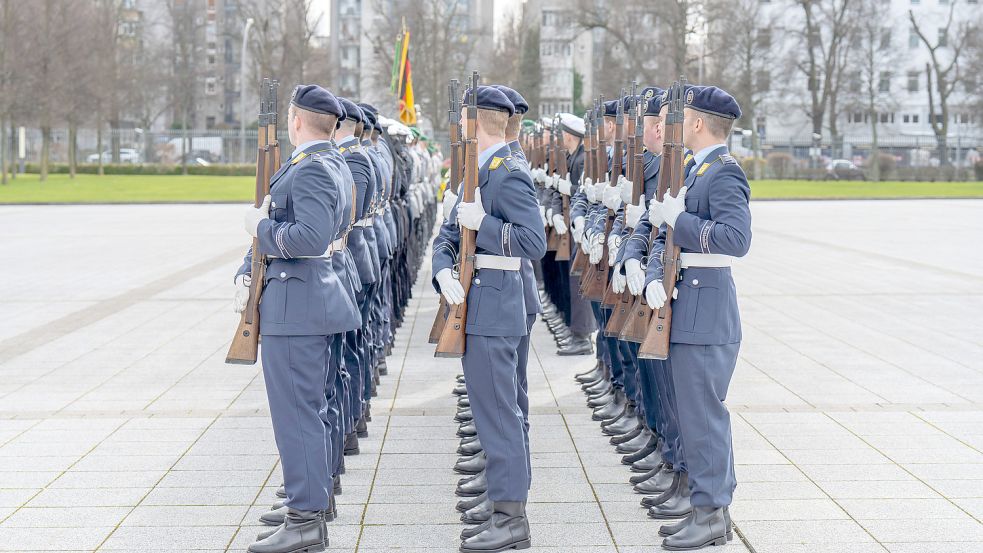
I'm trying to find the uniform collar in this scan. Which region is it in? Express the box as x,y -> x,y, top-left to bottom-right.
292,139 -> 331,159
478,141 -> 508,170
692,143 -> 727,170
507,140 -> 521,154
337,135 -> 358,147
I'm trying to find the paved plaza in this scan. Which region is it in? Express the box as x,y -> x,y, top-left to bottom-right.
1,200 -> 982,552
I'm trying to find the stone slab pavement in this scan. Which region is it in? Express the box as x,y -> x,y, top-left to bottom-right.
0,200 -> 980,552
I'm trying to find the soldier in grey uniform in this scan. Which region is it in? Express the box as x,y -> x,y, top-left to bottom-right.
233,84 -> 360,553
432,86 -> 546,553
643,85 -> 751,550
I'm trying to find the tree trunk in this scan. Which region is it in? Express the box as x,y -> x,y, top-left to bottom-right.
97,119 -> 104,176
181,107 -> 188,176
68,122 -> 77,179
40,125 -> 50,181
0,117 -> 6,185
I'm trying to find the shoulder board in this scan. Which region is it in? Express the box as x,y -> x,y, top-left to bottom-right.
292,152 -> 309,164
720,153 -> 737,165
696,162 -> 711,176
502,156 -> 520,172
339,147 -> 348,154
489,157 -> 503,170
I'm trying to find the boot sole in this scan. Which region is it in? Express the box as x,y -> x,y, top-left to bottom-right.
455,489 -> 486,497
648,509 -> 693,520
459,538 -> 531,553
343,448 -> 360,456
453,467 -> 484,475
660,535 -> 728,550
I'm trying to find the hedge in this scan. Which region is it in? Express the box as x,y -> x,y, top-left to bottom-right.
22,163 -> 255,176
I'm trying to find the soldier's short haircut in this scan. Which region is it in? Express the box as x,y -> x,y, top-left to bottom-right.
338,118 -> 357,133
699,112 -> 734,140
505,114 -> 521,138
292,105 -> 338,136
477,108 -> 508,137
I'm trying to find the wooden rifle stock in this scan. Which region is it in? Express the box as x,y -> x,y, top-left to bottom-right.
227,79 -> 277,365
582,100 -> 608,301
638,78 -> 687,359
435,72 -> 480,358
430,79 -> 463,343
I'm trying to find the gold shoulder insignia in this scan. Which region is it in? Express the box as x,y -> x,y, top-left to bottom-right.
489,157 -> 503,170
291,152 -> 308,164
684,153 -> 694,165
696,163 -> 711,176
339,146 -> 348,154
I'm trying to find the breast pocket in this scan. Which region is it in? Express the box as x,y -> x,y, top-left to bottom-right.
684,194 -> 700,215
270,193 -> 289,222
465,269 -> 505,328
676,269 -> 720,334
262,263 -> 309,324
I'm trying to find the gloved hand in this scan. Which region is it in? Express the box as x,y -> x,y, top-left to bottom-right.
588,232 -> 604,264
233,274 -> 251,313
648,195 -> 666,229
442,189 -> 457,220
456,188 -> 486,230
626,195 -> 646,228
581,229 -> 593,254
612,266 -> 627,294
618,174 -> 633,204
435,268 -> 466,305
583,178 -> 595,202
661,186 -> 688,228
625,258 -> 646,296
593,182 -> 606,204
552,214 -> 567,234
557,175 -> 572,196
244,195 -> 271,237
602,183 -> 622,211
532,168 -> 546,185
607,233 -> 620,266
539,205 -> 548,227
571,216 -> 585,244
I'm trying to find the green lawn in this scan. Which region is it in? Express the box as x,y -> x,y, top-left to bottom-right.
0,173 -> 254,204
0,173 -> 980,204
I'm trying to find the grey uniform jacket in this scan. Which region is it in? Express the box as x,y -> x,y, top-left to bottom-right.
508,140 -> 544,317
236,142 -> 361,336
339,137 -> 378,286
644,146 -> 751,345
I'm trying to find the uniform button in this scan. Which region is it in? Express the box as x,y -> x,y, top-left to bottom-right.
474,278 -> 481,285
280,272 -> 287,278
271,201 -> 277,208
692,279 -> 699,286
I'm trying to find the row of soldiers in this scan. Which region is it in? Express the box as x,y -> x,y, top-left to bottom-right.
232,84 -> 441,553
434,80 -> 751,551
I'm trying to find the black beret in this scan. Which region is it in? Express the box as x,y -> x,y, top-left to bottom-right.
641,86 -> 666,116
290,85 -> 343,118
684,85 -> 741,120
357,102 -> 378,116
360,105 -> 377,128
463,86 -> 515,117
337,97 -> 363,124
492,85 -> 528,115
603,100 -> 619,117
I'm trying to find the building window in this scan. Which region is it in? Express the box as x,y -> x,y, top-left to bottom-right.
910,0 -> 919,4
909,28 -> 919,49
903,114 -> 910,123
206,116 -> 216,128
879,113 -> 894,124
852,112 -> 863,123
878,71 -> 891,92
958,113 -> 968,124
849,71 -> 862,93
912,114 -> 919,123
205,77 -> 217,96
880,29 -> 891,49
938,28 -> 947,47
907,71 -> 919,92
931,114 -> 944,125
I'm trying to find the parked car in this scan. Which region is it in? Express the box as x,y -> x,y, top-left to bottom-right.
86,148 -> 142,164
825,159 -> 866,180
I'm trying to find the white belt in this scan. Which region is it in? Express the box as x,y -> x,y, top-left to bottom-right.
278,237 -> 345,259
474,254 -> 521,271
353,216 -> 374,227
679,253 -> 734,268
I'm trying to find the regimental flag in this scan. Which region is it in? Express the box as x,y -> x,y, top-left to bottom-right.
391,24 -> 417,126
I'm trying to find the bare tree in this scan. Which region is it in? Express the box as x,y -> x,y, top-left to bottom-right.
0,0 -> 28,183
165,0 -> 206,175
909,2 -> 977,166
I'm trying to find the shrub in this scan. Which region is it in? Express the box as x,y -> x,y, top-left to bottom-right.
874,153 -> 897,179
23,163 -> 254,176
766,152 -> 794,179
737,157 -> 766,179
974,159 -> 983,181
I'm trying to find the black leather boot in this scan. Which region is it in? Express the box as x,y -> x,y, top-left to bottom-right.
355,417 -> 368,438
611,425 -> 643,445
602,412 -> 638,436
584,378 -> 611,397
343,432 -> 359,456
592,390 -> 626,421
457,420 -> 477,438
574,363 -> 603,383
458,437 -> 483,456
275,484 -> 286,499
377,359 -> 388,376
648,472 -> 692,519
260,497 -> 336,538
458,396 -> 471,409
662,506 -> 728,550
580,372 -> 606,390
248,509 -> 328,553
615,428 -> 652,454
459,501 -> 531,553
456,490 -> 487,513
455,408 -> 473,423
454,451 -> 487,475
630,463 -> 662,485
460,518 -> 492,540
333,475 -> 342,496
630,449 -> 663,473
456,470 -> 487,497
642,470 -> 681,508
460,495 -> 494,524
660,506 -> 732,540
586,388 -> 614,408
634,464 -> 675,495
622,435 -> 658,465
557,334 -> 592,356
453,383 -> 468,396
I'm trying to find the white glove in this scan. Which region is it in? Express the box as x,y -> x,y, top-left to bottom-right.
571,216 -> 585,243
618,175 -> 633,204
456,188 -> 486,230
592,182 -> 606,204
539,206 -> 548,227
581,230 -> 593,254
602,183 -> 623,211
546,173 -> 557,190
435,268 -> 466,305
625,258 -> 646,296
244,195 -> 271,237
583,178 -> 595,202
626,195 -> 646,228
661,186 -> 688,228
648,196 -> 666,229
645,280 -> 677,309
612,266 -> 627,294
557,175 -> 572,196
607,234 -> 620,266
588,232 -> 604,264
442,189 -> 457,220
552,214 -> 567,234
533,168 -> 545,185
233,274 -> 251,313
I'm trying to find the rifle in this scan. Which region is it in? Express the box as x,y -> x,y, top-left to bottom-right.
545,123 -> 560,252
599,90 -> 627,308
553,115 -> 571,261
581,97 -> 609,301
429,79 -> 462,344
638,78 -> 686,359
570,109 -> 592,277
435,71 -> 480,358
227,79 -> 278,364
